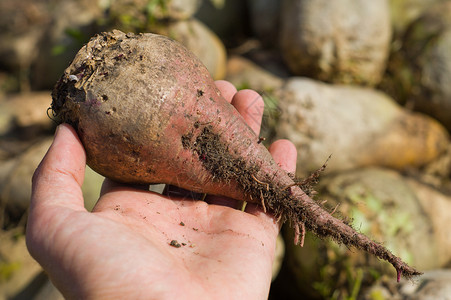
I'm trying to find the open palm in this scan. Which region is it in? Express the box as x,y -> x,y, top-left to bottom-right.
26,81 -> 297,299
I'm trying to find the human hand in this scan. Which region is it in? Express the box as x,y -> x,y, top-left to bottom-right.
26,80 -> 297,299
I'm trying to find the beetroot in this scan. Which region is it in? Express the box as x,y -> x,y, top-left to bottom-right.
51,30 -> 421,280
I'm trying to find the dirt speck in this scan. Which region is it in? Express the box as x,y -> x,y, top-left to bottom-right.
169,240 -> 181,248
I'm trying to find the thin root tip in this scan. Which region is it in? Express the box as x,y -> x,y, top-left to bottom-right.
396,267 -> 423,282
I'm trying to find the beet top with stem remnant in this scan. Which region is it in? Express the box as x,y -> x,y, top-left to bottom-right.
51,30 -> 422,281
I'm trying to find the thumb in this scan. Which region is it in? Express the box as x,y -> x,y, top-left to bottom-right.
30,123 -> 87,213
27,124 -> 87,275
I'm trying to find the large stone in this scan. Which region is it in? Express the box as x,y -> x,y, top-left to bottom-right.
107,0 -> 201,22
31,0 -> 104,90
363,269 -> 451,300
150,0 -> 201,20
0,71 -> 20,95
0,92 -> 54,137
0,137 -> 104,216
0,0 -> 51,77
0,228 -> 64,299
404,177 -> 451,267
0,230 -> 43,299
276,77 -> 449,176
382,2 -> 451,131
284,167 -> 440,299
0,138 -> 52,216
0,0 -> 103,91
279,0 -> 392,86
225,55 -> 284,93
388,0 -> 448,34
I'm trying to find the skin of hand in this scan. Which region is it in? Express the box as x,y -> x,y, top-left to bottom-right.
26,80 -> 298,300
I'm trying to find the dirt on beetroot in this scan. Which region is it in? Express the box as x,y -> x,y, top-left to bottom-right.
182,124 -> 421,281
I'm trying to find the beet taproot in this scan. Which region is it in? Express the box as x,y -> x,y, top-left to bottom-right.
50,30 -> 421,280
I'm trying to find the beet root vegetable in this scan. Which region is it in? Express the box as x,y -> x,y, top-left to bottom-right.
51,30 -> 421,280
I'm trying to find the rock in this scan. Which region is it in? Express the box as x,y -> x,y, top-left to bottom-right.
320,168 -> 444,270
31,0 -> 103,90
363,269 -> 451,300
279,0 -> 392,86
0,0 -> 51,89
0,138 -> 52,216
225,55 -> 284,93
0,71 -> 20,95
388,0 -> 448,34
284,167 -> 439,299
358,111 -> 449,169
0,0 -> 103,91
404,177 -> 451,267
0,92 -> 54,137
275,77 -> 449,176
422,143 -> 451,185
150,0 -> 201,20
0,137 -> 104,216
382,2 -> 451,131
154,18 -> 227,80
0,230 -> 43,299
107,0 -> 201,22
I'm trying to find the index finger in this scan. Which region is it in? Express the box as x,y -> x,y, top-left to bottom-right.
215,80 -> 237,103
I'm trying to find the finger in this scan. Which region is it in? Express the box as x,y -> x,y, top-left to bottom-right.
30,124 -> 86,212
231,89 -> 264,136
215,80 -> 237,103
267,139 -> 297,174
